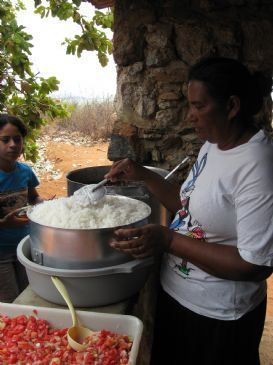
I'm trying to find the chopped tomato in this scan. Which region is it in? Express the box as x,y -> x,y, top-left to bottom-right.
0,312 -> 133,364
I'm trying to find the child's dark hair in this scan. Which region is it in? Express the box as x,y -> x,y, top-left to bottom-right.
0,114 -> 28,137
188,57 -> 272,121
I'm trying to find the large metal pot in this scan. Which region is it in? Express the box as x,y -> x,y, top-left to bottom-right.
28,195 -> 151,270
66,165 -> 171,226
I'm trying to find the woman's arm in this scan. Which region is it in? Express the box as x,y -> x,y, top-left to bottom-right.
169,230 -> 273,281
106,159 -> 181,213
142,169 -> 181,213
111,224 -> 273,282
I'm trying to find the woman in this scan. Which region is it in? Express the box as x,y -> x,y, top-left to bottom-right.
105,57 -> 273,365
0,114 -> 43,302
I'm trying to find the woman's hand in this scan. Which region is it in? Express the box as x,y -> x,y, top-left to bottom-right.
110,224 -> 173,258
105,158 -> 148,182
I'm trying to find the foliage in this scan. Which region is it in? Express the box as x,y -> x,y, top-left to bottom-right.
0,0 -> 114,161
0,0 -> 71,161
34,0 -> 113,66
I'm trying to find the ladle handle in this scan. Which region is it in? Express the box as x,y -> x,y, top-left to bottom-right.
164,156 -> 189,180
51,276 -> 78,327
91,178 -> 108,192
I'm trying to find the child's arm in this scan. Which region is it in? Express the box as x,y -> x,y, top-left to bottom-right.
28,187 -> 56,205
0,209 -> 29,227
28,187 -> 43,205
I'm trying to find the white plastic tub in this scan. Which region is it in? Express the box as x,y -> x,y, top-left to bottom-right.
17,236 -> 153,307
0,302 -> 143,365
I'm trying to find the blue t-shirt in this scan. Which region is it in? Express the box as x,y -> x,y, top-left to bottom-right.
0,161 -> 39,252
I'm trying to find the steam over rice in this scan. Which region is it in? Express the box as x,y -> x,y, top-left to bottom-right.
29,195 -> 151,229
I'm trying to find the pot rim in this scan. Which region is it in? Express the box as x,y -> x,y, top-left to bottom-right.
27,194 -> 151,231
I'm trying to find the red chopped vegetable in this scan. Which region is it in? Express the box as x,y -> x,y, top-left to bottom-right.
0,312 -> 133,364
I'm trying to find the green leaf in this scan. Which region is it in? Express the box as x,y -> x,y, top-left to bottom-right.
0,0 -> 114,160
34,0 -> 42,7
72,0 -> 82,6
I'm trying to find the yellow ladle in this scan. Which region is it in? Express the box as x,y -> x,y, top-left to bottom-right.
51,276 -> 93,351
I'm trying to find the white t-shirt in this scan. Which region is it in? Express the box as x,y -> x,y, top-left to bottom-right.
161,130 -> 273,320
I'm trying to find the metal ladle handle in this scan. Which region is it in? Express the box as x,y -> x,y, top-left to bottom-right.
164,156 -> 189,180
91,178 -> 108,192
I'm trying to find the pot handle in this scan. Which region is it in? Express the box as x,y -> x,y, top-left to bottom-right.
31,247 -> 44,265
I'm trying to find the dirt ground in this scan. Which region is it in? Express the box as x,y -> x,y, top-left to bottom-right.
36,140 -> 111,199
35,139 -> 273,364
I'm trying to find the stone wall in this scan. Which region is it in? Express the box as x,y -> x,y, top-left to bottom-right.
108,0 -> 273,181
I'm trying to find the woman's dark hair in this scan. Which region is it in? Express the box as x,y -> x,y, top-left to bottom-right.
0,114 -> 28,137
188,57 -> 272,120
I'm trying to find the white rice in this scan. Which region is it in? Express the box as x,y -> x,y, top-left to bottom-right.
28,195 -> 151,229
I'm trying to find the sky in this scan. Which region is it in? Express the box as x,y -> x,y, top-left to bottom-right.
16,2 -> 117,100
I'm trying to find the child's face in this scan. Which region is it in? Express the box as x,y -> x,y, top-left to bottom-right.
0,123 -> 24,164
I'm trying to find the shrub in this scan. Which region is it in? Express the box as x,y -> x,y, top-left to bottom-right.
44,95 -> 116,141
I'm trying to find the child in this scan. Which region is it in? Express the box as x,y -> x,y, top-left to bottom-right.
0,114 -> 43,302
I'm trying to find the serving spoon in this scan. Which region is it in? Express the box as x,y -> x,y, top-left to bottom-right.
72,156 -> 189,206
51,276 -> 93,351
73,178 -> 108,206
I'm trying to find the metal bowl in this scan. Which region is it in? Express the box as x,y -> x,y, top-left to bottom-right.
28,195 -> 151,270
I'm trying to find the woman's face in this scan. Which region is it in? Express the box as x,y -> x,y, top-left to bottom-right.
187,80 -> 230,144
0,123 -> 23,164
